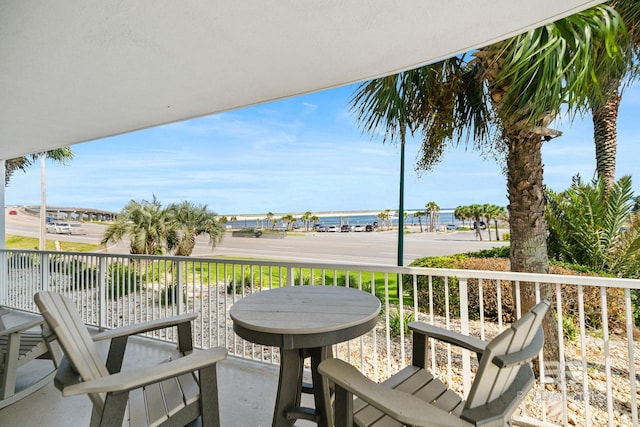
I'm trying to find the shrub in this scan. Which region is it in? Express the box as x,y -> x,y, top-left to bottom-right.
226,267 -> 261,294
407,250 -> 633,333
107,262 -> 144,299
159,284 -> 183,305
405,255 -> 465,318
560,313 -> 577,341
387,307 -> 414,337
632,289 -> 640,327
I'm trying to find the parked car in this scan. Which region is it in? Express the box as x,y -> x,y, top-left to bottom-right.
231,228 -> 263,237
46,222 -> 72,234
473,221 -> 486,230
365,224 -> 374,232
340,224 -> 350,232
446,224 -> 459,230
352,224 -> 365,232
327,225 -> 339,232
315,224 -> 327,232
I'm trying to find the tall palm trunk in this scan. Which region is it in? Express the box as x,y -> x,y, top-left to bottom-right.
592,92 -> 620,192
506,131 -> 559,364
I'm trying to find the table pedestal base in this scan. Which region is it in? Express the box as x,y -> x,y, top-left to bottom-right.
274,346 -> 333,427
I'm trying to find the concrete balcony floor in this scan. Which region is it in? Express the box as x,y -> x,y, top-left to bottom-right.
1,334 -> 316,427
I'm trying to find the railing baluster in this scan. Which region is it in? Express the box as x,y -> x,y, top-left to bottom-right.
625,288 -> 638,426
578,284 -> 591,427
600,286 -> 613,427
459,277 -> 471,397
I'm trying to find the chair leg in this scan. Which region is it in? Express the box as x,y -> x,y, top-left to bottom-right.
99,392 -> 129,427
334,385 -> 354,427
199,365 -> 220,427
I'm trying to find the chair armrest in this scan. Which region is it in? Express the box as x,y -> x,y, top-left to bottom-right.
94,312 -> 198,374
492,328 -> 544,368
409,321 -> 487,358
62,347 -> 227,396
319,359 -> 472,427
92,312 -> 198,341
0,316 -> 44,336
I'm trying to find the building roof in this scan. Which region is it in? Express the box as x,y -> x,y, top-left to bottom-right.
1,1 -> 603,159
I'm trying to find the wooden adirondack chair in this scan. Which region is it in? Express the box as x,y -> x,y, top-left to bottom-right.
34,291 -> 227,427
0,307 -> 62,409
319,300 -> 550,427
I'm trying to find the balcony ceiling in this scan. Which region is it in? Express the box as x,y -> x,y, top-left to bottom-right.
1,1 -> 603,159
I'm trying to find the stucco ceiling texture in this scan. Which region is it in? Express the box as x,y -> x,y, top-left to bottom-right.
1,0 -> 604,159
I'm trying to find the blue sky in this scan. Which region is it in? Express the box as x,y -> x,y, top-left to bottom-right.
5,82 -> 640,216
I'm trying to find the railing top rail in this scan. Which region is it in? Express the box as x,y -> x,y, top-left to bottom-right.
4,249 -> 640,290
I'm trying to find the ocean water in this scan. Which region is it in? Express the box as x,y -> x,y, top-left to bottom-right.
230,209 -> 458,229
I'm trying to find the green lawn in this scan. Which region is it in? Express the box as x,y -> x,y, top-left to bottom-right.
5,234 -> 102,252
148,259 -> 403,304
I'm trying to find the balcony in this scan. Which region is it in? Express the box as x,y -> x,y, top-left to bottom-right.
1,249 -> 638,426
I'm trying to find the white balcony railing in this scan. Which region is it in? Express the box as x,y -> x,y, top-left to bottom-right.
1,249 -> 638,427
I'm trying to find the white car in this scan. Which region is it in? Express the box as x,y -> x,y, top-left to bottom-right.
46,222 -> 72,234
352,225 -> 365,232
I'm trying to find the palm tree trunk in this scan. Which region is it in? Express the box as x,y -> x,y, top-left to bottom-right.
592,92 -> 620,192
507,132 -> 559,364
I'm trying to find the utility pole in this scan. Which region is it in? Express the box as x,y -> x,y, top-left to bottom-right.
39,156 -> 46,250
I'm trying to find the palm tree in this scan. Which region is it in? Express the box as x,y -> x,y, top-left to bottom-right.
265,212 -> 276,229
102,197 -> 169,255
491,205 -> 507,241
467,204 -> 485,241
4,147 -> 74,185
414,211 -> 426,232
166,201 -> 224,256
425,201 -> 440,232
300,211 -> 313,231
280,214 -> 296,231
590,0 -> 640,192
350,5 -> 627,361
546,175 -> 637,273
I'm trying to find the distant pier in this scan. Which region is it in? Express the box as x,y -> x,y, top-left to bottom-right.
22,206 -> 118,221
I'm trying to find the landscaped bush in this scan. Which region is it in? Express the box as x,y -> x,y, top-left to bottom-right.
386,307 -> 415,337
48,257 -> 96,288
226,267 -> 261,294
106,261 -> 144,299
406,249 -> 635,334
159,284 -> 183,305
8,252 -> 36,267
405,255 -> 465,318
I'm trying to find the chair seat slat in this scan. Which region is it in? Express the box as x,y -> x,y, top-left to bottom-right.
128,388 -> 147,426
143,382 -> 168,427
160,377 -> 186,417
177,372 -> 199,406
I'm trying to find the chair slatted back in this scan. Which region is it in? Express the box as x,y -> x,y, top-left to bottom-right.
34,292 -> 109,406
465,300 -> 549,410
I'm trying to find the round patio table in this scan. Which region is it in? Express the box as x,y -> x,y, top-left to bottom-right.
230,285 -> 381,427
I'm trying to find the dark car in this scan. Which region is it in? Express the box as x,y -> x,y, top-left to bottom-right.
232,228 -> 262,238
365,224 -> 374,232
340,224 -> 350,232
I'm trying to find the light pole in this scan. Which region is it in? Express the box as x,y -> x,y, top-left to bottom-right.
396,137 -> 406,300
397,138 -> 405,267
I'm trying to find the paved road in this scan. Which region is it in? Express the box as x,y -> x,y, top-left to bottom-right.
5,208 -> 508,265
207,228 -> 508,265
